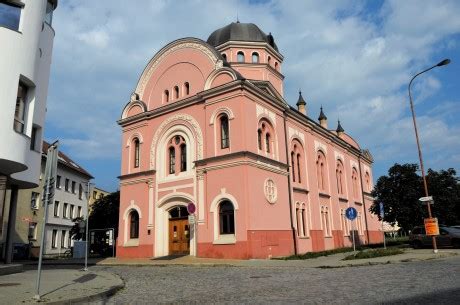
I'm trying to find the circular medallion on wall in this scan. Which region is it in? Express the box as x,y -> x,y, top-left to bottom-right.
264,178 -> 277,204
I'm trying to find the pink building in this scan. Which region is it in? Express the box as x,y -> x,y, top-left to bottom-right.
117,22 -> 383,259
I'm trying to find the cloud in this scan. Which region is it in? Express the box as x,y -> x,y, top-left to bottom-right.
46,0 -> 460,189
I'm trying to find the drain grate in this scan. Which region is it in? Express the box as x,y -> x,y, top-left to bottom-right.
0,283 -> 20,287
250,275 -> 272,279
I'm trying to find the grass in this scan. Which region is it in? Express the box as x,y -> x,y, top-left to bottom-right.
342,248 -> 404,260
277,236 -> 410,260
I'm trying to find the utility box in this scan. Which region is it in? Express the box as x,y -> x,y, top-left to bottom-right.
73,241 -> 87,258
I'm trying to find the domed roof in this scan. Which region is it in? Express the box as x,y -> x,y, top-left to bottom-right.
207,22 -> 278,51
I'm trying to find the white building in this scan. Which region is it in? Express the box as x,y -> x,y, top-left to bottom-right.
0,0 -> 58,262
42,142 -> 93,257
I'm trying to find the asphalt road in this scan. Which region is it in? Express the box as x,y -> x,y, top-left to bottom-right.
95,256 -> 460,304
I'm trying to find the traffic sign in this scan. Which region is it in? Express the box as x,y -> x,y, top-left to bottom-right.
345,207 -> 357,221
187,202 -> 196,214
424,218 -> 439,236
188,215 -> 196,224
419,196 -> 433,202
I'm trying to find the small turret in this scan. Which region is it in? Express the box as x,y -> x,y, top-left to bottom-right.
318,106 -> 327,128
336,120 -> 344,137
296,90 -> 307,115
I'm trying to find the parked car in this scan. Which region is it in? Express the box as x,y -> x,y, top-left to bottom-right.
409,226 -> 460,248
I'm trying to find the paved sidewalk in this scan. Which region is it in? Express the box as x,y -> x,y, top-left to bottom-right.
95,248 -> 460,268
0,267 -> 123,304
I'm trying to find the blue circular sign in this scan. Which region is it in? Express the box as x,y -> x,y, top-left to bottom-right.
345,207 -> 357,221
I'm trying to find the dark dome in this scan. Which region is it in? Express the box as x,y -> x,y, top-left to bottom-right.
207,22 -> 278,51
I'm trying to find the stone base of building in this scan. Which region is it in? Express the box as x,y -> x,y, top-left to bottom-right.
117,244 -> 153,258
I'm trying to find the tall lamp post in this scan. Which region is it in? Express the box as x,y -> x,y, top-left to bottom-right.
408,58 -> 450,254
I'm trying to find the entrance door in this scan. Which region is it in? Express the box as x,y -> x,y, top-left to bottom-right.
169,219 -> 190,255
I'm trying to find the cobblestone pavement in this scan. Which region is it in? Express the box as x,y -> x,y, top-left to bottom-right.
95,256 -> 460,304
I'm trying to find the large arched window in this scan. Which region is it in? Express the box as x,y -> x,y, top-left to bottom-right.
219,200 -> 235,235
316,151 -> 327,191
252,52 -> 259,63
174,86 -> 179,99
336,160 -> 344,195
180,144 -> 187,172
237,51 -> 245,63
291,141 -> 303,184
168,147 -> 175,174
168,135 -> 187,175
258,120 -> 275,156
220,115 -> 229,148
352,167 -> 359,199
133,138 -> 140,168
129,210 -> 139,239
184,82 -> 190,95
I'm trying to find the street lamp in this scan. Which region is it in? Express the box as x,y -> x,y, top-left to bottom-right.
408,58 -> 450,254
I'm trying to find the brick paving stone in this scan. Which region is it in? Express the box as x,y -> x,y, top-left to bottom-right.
95,256 -> 460,304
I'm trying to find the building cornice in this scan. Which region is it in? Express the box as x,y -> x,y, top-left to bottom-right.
215,41 -> 284,61
118,169 -> 156,181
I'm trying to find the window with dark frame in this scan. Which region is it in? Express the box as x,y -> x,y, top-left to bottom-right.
180,144 -> 187,172
220,115 -> 229,148
54,201 -> 59,217
237,51 -> 245,63
252,52 -> 259,63
61,230 -> 66,248
56,175 -> 61,188
65,178 -> 69,191
79,184 -> 83,200
13,81 -> 27,133
134,138 -> 140,168
130,210 -> 139,239
219,200 -> 235,235
63,202 -> 68,218
0,1 -> 21,31
71,181 -> 76,193
51,230 -> 58,248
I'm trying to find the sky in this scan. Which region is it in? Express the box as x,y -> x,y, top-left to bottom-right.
45,0 -> 460,192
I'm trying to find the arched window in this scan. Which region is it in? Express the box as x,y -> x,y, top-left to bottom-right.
237,51 -> 245,63
169,147 -> 175,174
365,172 -> 371,192
336,160 -> 344,195
129,210 -> 139,239
265,133 -> 271,153
221,53 -> 227,60
291,151 -> 296,182
316,151 -> 327,191
220,115 -> 229,148
267,56 -> 271,65
296,203 -> 307,237
257,129 -> 262,150
133,138 -> 140,168
184,82 -> 190,95
180,144 -> 187,172
275,62 -> 279,70
321,206 -> 331,237
352,168 -> 359,199
252,52 -> 259,63
219,200 -> 235,235
174,86 -> 179,99
164,90 -> 169,102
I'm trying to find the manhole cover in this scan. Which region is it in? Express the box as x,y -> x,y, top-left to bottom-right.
0,283 -> 20,287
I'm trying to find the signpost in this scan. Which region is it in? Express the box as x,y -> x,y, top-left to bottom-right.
345,207 -> 357,252
187,203 -> 197,255
34,141 -> 59,301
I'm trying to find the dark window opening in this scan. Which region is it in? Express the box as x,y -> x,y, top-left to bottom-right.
0,1 -> 21,31
169,147 -> 175,174
130,211 -> 139,239
257,129 -> 262,150
180,144 -> 186,172
174,86 -> 179,99
291,152 -> 296,182
134,138 -> 140,168
297,154 -> 301,183
164,90 -> 169,102
220,115 -> 229,148
184,82 -> 190,95
219,200 -> 235,235
265,133 -> 271,153
13,81 -> 27,133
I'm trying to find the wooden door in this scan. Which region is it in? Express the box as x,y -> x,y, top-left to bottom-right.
169,219 -> 190,255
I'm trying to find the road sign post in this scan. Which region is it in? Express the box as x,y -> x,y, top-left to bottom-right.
345,207 -> 358,252
379,203 -> 386,249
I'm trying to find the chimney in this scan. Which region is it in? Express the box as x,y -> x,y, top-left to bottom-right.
296,90 -> 307,115
318,106 -> 327,128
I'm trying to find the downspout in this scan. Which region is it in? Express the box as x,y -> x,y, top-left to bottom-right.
358,154 -> 370,245
283,111 -> 298,255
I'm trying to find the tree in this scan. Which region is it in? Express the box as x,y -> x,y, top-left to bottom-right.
370,163 -> 460,232
88,191 -> 120,237
70,216 -> 86,241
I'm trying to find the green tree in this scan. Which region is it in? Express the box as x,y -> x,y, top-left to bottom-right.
370,163 -> 425,232
427,168 -> 460,226
370,164 -> 460,231
70,216 -> 86,240
88,191 -> 120,237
